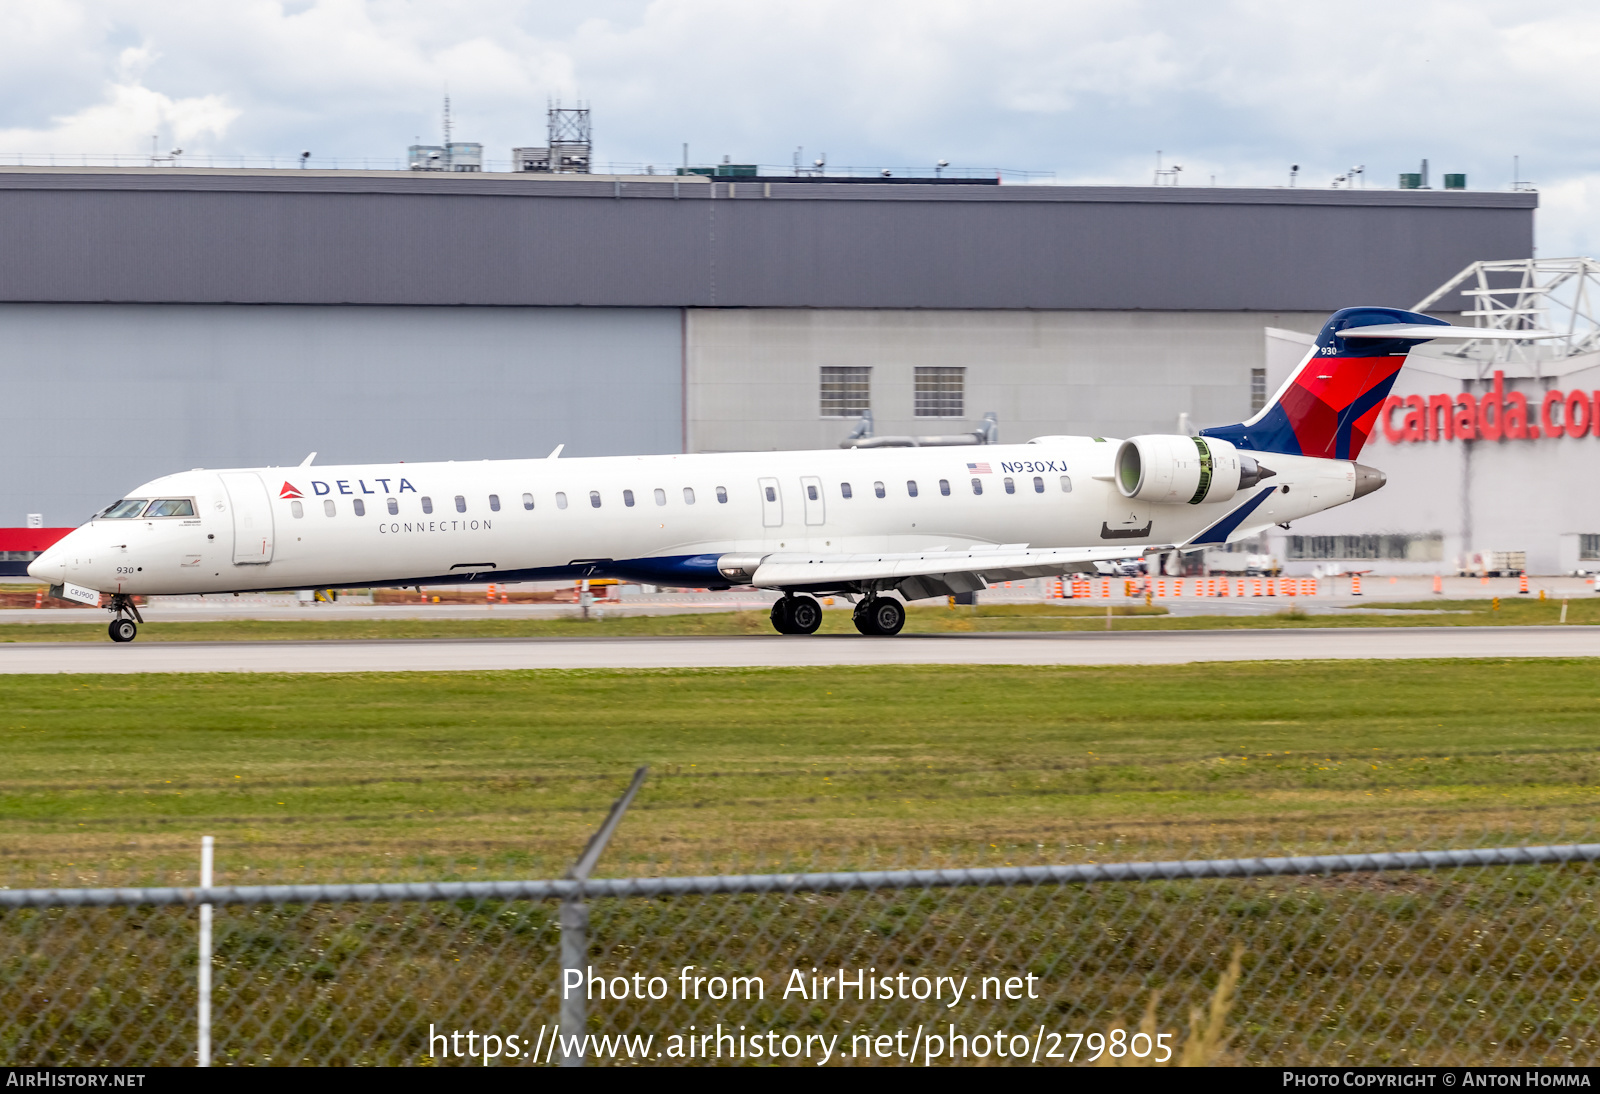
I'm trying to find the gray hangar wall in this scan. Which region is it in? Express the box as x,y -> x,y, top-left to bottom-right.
0,304 -> 681,526
0,169 -> 1536,525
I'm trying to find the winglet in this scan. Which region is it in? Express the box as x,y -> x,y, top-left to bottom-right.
299,452 -> 317,467
547,444 -> 565,459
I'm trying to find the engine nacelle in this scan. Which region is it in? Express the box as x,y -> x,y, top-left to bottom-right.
1114,435 -> 1267,505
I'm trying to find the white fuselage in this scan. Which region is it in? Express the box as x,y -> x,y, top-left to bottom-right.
30,438 -> 1358,597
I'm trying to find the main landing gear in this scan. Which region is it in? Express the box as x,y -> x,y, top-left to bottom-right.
768,594 -> 906,636
770,594 -> 823,635
852,596 -> 905,637
106,593 -> 144,643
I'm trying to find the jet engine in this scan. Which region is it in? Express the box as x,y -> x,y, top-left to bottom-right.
1113,435 -> 1273,505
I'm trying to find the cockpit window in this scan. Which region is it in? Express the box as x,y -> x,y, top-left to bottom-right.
98,499 -> 149,519
144,499 -> 196,518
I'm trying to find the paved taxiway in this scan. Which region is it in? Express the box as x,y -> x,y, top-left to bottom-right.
0,626 -> 1594,674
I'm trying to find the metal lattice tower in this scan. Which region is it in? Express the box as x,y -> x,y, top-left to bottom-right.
1413,257 -> 1600,376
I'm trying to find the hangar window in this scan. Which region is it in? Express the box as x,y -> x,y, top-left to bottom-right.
914,367 -> 964,418
1285,534 -> 1443,561
489,494 -> 501,512
1004,477 -> 1015,494
353,499 -> 365,517
873,481 -> 886,498
1060,476 -> 1072,493
906,480 -> 918,497
324,499 -> 336,517
1583,534 -> 1600,561
654,488 -> 667,506
683,487 -> 696,505
716,486 -> 728,504
455,495 -> 467,513
971,478 -> 983,495
556,492 -> 568,510
522,493 -> 534,510
291,501 -> 304,519
1033,476 -> 1044,493
840,482 -> 853,499
388,498 -> 399,515
421,496 -> 433,514
623,489 -> 635,507
590,491 -> 602,508
939,479 -> 950,496
820,366 -> 871,418
1251,368 -> 1268,412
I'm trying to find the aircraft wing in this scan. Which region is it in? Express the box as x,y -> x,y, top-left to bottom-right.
748,544 -> 1172,599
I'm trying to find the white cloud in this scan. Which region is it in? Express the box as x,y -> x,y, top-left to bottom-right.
0,0 -> 1596,251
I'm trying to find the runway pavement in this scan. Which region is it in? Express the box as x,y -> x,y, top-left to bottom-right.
0,626 -> 1595,674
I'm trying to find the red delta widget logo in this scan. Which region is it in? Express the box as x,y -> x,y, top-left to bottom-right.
279,482 -> 303,499
1376,370 -> 1600,444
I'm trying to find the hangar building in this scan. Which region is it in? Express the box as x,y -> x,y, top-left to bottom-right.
0,167 -> 1549,570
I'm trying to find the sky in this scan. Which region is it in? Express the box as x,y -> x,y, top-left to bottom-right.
0,0 -> 1597,255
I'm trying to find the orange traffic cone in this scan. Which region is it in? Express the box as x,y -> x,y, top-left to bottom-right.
1351,573 -> 1363,597
1519,572 -> 1530,595
1100,578 -> 1111,598
1432,575 -> 1443,595
34,589 -> 43,608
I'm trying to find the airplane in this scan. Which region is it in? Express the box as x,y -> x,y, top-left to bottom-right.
30,306 -> 1542,642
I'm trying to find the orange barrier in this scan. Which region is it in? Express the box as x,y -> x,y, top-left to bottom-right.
1303,578 -> 1316,596
1218,579 -> 1230,597
1433,575 -> 1443,594
1051,578 -> 1064,599
1100,579 -> 1111,598
1174,578 -> 1184,597
1251,578 -> 1262,597
487,583 -> 496,603
1519,572 -> 1530,595
1156,580 -> 1166,598
34,589 -> 43,609
1283,579 -> 1296,597
1352,573 -> 1363,596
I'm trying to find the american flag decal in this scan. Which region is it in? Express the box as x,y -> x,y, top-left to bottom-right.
967,462 -> 992,474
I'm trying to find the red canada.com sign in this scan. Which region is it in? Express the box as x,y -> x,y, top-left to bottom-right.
1379,369 -> 1600,443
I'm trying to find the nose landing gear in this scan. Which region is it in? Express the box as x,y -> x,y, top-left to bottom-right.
106,594 -> 144,643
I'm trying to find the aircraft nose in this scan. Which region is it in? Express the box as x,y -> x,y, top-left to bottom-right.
27,546 -> 66,585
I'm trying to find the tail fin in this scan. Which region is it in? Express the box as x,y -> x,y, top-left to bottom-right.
1201,306 -> 1448,460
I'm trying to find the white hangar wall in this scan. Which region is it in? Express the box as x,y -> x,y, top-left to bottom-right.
685,309 -> 1330,454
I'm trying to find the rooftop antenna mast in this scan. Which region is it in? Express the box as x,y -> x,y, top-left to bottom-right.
443,93 -> 452,146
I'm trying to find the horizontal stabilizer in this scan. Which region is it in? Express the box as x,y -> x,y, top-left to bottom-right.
1337,324 -> 1560,341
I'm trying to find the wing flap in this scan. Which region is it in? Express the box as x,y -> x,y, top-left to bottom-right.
750,545 -> 1168,589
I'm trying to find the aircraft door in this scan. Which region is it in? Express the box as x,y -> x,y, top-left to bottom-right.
220,472 -> 275,564
758,477 -> 783,528
800,475 -> 825,526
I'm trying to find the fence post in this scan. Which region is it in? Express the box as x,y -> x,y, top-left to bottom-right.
560,766 -> 649,1067
198,835 -> 213,1068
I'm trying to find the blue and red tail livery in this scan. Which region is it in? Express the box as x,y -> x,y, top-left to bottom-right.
1202,307 -> 1448,460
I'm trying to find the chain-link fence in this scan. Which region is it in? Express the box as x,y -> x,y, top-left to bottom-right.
6,838 -> 1600,1066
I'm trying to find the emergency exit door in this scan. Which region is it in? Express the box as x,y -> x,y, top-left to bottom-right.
799,475 -> 825,526
758,477 -> 783,527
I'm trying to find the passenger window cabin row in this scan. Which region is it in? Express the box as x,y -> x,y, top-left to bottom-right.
840,476 -> 1072,499
289,485 -> 730,519
286,475 -> 1074,519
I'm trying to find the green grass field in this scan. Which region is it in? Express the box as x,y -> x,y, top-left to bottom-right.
0,596 -> 1594,643
5,658 -> 1599,878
